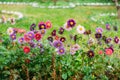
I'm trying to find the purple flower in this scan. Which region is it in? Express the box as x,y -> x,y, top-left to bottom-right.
30,23 -> 36,31
18,37 -> 24,44
105,38 -> 112,44
106,23 -> 110,30
53,40 -> 63,48
58,27 -> 64,34
114,36 -> 119,44
57,47 -> 65,55
67,19 -> 76,28
38,22 -> 46,30
10,33 -> 16,41
27,31 -> 34,39
95,33 -> 102,39
29,42 -> 36,48
96,27 -> 103,33
37,43 -> 43,48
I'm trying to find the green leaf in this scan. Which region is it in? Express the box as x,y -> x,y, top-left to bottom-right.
62,73 -> 67,80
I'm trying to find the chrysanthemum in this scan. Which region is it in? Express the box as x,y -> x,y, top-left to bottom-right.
53,40 -> 63,48
95,33 -> 102,39
51,30 -> 56,36
7,27 -> 14,35
38,22 -> 46,30
63,23 -> 72,31
60,37 -> 66,42
58,27 -> 64,34
96,27 -> 103,33
87,50 -> 94,58
27,31 -> 34,39
10,33 -> 16,41
77,25 -> 85,34
23,46 -> 30,54
30,23 -> 36,31
35,33 -> 42,41
106,23 -> 110,30
67,19 -> 76,28
46,21 -> 52,29
57,47 -> 65,55
18,37 -> 24,44
47,36 -> 53,42
114,36 -> 119,44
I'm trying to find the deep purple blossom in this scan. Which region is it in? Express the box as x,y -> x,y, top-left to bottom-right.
38,22 -> 46,30
30,23 -> 36,31
59,27 -> 64,34
67,19 -> 76,28
27,31 -> 34,39
10,33 -> 16,40
114,36 -> 119,44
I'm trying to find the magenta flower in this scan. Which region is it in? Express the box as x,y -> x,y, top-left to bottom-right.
67,19 -> 76,28
60,37 -> 66,42
38,22 -> 46,30
96,27 -> 103,33
95,33 -> 102,39
57,47 -> 65,55
53,40 -> 63,48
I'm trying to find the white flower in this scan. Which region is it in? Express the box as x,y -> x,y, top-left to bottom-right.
77,25 -> 85,34
7,27 -> 14,35
63,23 -> 72,31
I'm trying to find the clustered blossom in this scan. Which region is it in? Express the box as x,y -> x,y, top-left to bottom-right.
7,19 -> 118,57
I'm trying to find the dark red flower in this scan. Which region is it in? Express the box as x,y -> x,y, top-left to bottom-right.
87,50 -> 94,58
47,36 -> 53,42
35,33 -> 42,41
58,27 -> 64,34
84,30 -> 91,35
60,37 -> 66,42
114,36 -> 119,44
51,30 -> 56,36
23,46 -> 30,54
25,59 -> 30,63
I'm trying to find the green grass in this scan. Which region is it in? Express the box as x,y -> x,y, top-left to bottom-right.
0,4 -> 120,40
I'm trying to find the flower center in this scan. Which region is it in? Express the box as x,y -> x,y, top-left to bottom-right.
60,49 -> 63,52
47,23 -> 50,26
89,53 -> 93,56
70,22 -> 73,25
41,25 -> 44,29
79,27 -> 83,31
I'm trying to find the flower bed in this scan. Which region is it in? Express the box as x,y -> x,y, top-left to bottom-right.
0,19 -> 120,79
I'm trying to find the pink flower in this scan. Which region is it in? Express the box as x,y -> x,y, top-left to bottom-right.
105,48 -> 113,56
46,21 -> 52,29
98,50 -> 103,55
